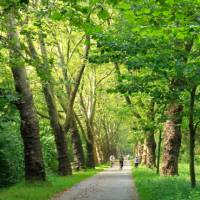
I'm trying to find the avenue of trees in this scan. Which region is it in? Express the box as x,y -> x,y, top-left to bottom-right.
0,0 -> 200,190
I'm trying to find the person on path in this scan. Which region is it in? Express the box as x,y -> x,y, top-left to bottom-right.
109,155 -> 115,167
119,156 -> 124,170
134,156 -> 139,168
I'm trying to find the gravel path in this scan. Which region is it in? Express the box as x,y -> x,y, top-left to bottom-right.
52,161 -> 138,200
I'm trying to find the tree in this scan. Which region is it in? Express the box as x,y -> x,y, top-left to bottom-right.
7,7 -> 45,181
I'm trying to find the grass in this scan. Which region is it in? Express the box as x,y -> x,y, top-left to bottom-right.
0,165 -> 107,200
133,164 -> 200,200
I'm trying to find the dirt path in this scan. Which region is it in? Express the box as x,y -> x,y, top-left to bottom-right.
52,161 -> 138,200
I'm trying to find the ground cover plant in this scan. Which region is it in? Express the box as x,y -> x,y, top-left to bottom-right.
133,164 -> 200,200
0,166 -> 107,200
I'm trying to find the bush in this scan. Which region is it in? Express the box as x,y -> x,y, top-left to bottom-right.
0,90 -> 24,186
0,115 -> 24,186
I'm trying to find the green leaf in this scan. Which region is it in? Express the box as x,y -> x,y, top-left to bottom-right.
97,9 -> 110,21
50,11 -> 63,21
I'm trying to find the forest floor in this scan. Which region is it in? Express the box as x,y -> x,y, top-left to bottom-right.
0,165 -> 107,200
52,161 -> 138,200
133,164 -> 200,200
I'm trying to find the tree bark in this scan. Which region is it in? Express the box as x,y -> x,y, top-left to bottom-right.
161,102 -> 183,176
141,140 -> 147,165
75,113 -> 98,165
8,11 -> 45,181
189,86 -> 197,187
42,85 -> 72,175
70,116 -> 86,170
136,143 -> 143,163
156,130 -> 162,174
86,124 -> 95,168
146,131 -> 156,168
146,101 -> 156,168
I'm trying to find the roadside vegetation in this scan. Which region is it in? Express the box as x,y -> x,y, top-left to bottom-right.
133,164 -> 200,200
0,166 -> 107,200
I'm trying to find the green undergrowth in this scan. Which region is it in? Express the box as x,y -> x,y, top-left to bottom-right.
0,165 -> 107,200
133,164 -> 200,200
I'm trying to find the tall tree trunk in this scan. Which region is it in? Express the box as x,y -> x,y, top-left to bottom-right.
70,116 -> 85,170
161,40 -> 193,176
8,12 -> 45,181
27,33 -> 72,175
104,130 -> 111,162
135,142 -> 143,163
56,97 -> 86,171
55,37 -> 86,170
161,102 -> 183,176
141,140 -> 147,165
93,141 -> 99,165
39,32 -> 72,176
189,86 -> 197,188
42,85 -> 72,175
64,35 -> 90,131
79,65 -> 96,168
86,124 -> 95,168
146,101 -> 156,168
146,131 -> 156,168
95,138 -> 104,163
156,130 -> 162,174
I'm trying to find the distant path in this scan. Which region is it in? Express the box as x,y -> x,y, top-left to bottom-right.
52,161 -> 138,200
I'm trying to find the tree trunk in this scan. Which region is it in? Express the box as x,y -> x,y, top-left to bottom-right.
55,98 -> 86,171
8,12 -> 45,181
156,130 -> 162,174
93,141 -> 99,165
189,86 -> 197,187
135,143 -> 143,163
27,32 -> 72,175
161,102 -> 183,176
70,117 -> 85,170
141,140 -> 147,165
86,125 -> 95,168
146,131 -> 156,168
42,85 -> 72,175
104,131 -> 111,162
86,141 -> 95,168
38,31 -> 72,175
146,101 -> 156,168
95,139 -> 104,163
64,35 -> 90,132
54,35 -> 86,171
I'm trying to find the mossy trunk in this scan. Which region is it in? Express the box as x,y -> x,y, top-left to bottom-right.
161,103 -> 183,176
